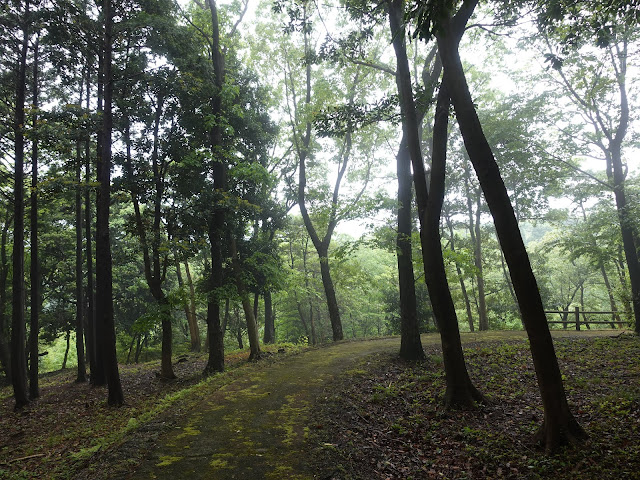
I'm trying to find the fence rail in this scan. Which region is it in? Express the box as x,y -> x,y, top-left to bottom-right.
545,306 -> 624,331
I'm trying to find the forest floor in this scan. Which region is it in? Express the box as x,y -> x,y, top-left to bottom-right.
0,330 -> 638,479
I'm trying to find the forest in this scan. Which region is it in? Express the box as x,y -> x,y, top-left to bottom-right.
1,0 -> 639,477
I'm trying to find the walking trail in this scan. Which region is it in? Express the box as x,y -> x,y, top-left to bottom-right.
127,330 -> 615,479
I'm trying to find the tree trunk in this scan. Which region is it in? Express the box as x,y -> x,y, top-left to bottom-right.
610,148 -> 640,333
396,138 -> 425,360
263,290 -> 275,344
177,261 -> 200,351
204,227 -> 225,375
473,194 -> 488,330
436,0 -> 585,450
293,6 -> 348,342
29,36 -> 40,399
61,329 -> 71,370
421,79 -> 484,407
158,294 -> 175,379
230,238 -> 261,360
464,165 -> 488,331
388,0 -> 482,407
96,0 -> 124,406
309,302 -> 317,345
85,84 -> 96,382
184,261 -> 201,350
203,0 -> 227,376
445,214 -> 474,332
0,215 -> 11,383
75,108 -> 87,383
499,249 -> 518,307
11,0 -> 30,410
600,263 -> 622,328
317,249 -> 343,342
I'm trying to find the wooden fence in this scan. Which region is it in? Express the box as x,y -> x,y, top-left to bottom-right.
545,306 -> 624,331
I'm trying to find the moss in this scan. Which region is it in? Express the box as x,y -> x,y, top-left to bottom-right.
155,455 -> 183,467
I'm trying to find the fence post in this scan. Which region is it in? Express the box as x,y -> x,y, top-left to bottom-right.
575,306 -> 580,331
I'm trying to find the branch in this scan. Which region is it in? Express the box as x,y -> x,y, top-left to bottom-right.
228,0 -> 250,39
346,57 -> 395,76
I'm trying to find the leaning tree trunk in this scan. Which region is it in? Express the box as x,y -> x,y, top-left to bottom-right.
610,147 -> 640,333
436,0 -> 585,451
463,166 -> 489,331
388,0 -> 482,407
177,261 -> 201,351
421,79 -> 484,407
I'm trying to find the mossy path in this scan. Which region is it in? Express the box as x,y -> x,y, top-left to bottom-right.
127,330 -> 618,480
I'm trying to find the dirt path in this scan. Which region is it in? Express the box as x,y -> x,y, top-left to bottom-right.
126,330 -> 620,480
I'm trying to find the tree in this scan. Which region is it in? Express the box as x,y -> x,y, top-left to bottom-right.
388,0 -> 483,406
11,0 -> 31,409
95,0 -> 124,405
29,34 -> 41,398
534,3 -> 640,333
412,0 -> 586,450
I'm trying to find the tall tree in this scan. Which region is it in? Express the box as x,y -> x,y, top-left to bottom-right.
388,0 -> 483,406
202,0 -> 229,374
11,0 -> 31,409
29,35 -> 40,398
95,0 -> 124,405
413,0 -> 586,450
535,5 -> 640,333
74,71 -> 87,383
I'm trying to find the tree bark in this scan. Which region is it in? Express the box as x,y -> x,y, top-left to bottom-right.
75,87 -> 87,383
91,36 -> 106,387
436,0 -> 585,450
263,290 -> 275,344
177,261 -> 201,351
394,46 -> 439,361
96,0 -> 124,405
29,36 -> 40,399
396,138 -> 425,360
203,0 -> 227,376
230,238 -> 261,360
422,78 -> 484,407
600,263 -> 622,327
445,214 -> 474,332
0,215 -> 11,383
184,261 -> 200,348
464,165 -> 488,331
388,0 -> 482,407
11,0 -> 31,409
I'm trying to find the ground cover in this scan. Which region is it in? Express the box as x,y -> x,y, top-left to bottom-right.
312,334 -> 640,479
0,344 -> 304,480
0,331 -> 637,480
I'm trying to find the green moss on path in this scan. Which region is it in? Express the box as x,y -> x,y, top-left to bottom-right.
126,330 -> 619,479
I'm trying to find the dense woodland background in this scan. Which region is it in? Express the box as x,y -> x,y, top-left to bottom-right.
0,0 -> 639,448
